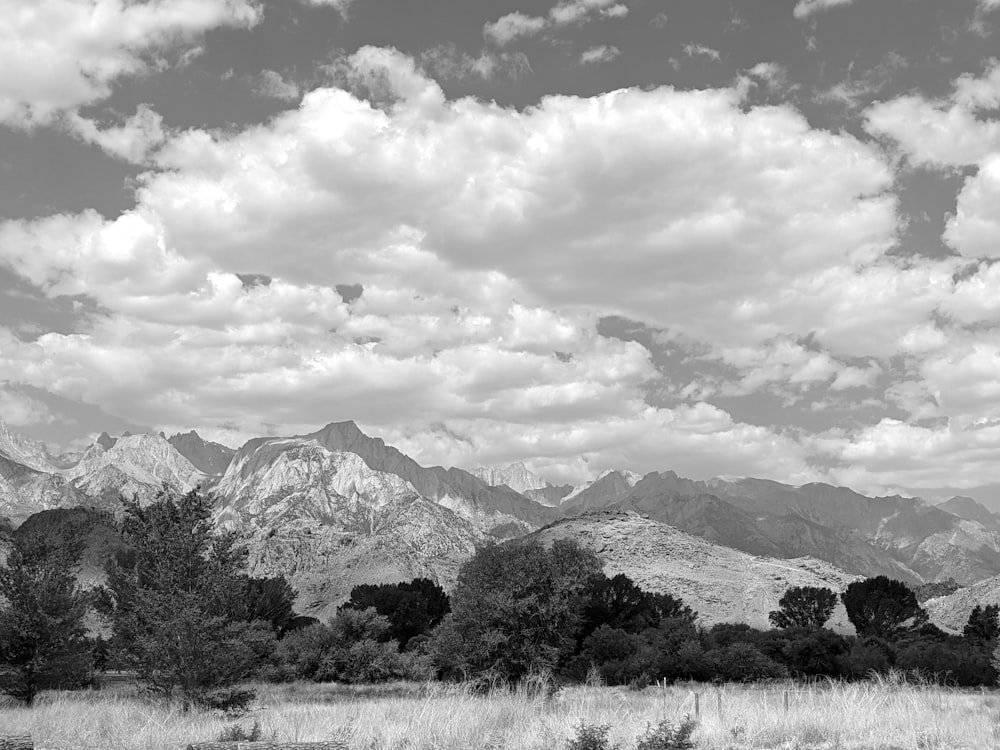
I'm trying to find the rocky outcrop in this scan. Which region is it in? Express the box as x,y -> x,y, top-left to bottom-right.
168,431 -> 235,476
938,496 -> 1000,531
64,433 -> 205,509
0,453 -> 81,525
239,495 -> 482,621
0,418 -> 76,473
473,462 -> 548,493
528,511 -> 859,631
301,421 -> 557,535
561,470 -> 644,514
214,438 -> 421,529
924,575 -> 1000,633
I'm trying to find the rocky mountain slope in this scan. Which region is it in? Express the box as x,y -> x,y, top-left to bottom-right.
529,511 -> 858,630
473,462 -> 573,507
0,452 -> 81,524
301,422 -> 558,535
63,434 -> 205,509
0,419 -> 77,472
938,496 -> 1000,531
212,434 -> 484,618
168,431 -> 235,476
924,575 -> 1000,633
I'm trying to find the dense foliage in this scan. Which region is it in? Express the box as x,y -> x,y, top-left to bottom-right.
340,577 -> 450,649
5,491 -> 1000,701
0,531 -> 93,703
99,491 -> 277,708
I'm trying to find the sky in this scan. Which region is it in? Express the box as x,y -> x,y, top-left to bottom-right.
2,0 -> 1000,502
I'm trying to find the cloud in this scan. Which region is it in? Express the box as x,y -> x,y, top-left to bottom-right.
579,45 -> 620,65
793,0 -> 856,20
7,46 -> 1000,491
420,45 -> 531,82
0,0 -> 261,126
683,44 -> 721,62
254,70 -> 302,102
305,0 -> 356,18
484,0 -> 627,47
865,60 -> 1000,169
64,104 -> 166,164
0,386 -> 55,427
484,12 -> 547,46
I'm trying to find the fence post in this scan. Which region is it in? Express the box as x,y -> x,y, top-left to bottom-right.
694,691 -> 700,718
783,690 -> 789,712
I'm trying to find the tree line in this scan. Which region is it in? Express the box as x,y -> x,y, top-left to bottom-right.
1,490 -> 998,707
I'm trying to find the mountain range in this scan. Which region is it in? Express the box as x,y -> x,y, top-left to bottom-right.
3,416 -> 1000,629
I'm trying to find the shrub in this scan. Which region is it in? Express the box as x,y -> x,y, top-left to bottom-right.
567,722 -> 616,750
217,720 -> 263,741
635,717 -> 697,750
709,643 -> 788,682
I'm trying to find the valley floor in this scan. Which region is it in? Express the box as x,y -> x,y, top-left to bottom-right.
0,679 -> 996,750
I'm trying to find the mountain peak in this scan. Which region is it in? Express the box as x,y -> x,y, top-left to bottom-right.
167,431 -> 235,476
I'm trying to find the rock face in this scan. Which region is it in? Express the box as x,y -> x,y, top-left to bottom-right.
924,576 -> 1000,633
529,511 -> 859,631
0,418 -> 75,472
300,422 -> 557,535
561,470 -> 644,513
168,431 -> 235,476
215,437 -> 423,529
938,496 -> 1000,531
0,453 -> 81,525
214,434 -> 483,619
64,434 -> 205,509
473,463 -> 548,493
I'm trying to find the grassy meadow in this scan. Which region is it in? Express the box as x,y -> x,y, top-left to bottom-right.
0,678 -> 997,750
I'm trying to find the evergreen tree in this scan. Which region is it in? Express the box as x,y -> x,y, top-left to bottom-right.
769,586 -> 838,630
100,491 -> 273,709
841,576 -> 927,639
0,533 -> 92,704
963,604 -> 1000,642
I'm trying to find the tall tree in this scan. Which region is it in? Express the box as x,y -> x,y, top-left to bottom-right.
0,533 -> 92,704
769,586 -> 838,630
100,491 -> 273,709
445,538 -> 602,681
841,577 -> 927,639
341,577 -> 450,649
963,604 -> 1000,642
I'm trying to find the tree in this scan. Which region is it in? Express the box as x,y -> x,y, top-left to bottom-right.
340,578 -> 450,649
229,575 -> 297,635
445,538 -> 602,681
99,491 -> 274,709
578,573 -> 695,645
0,532 -> 93,704
963,604 -> 1000,642
769,586 -> 838,630
841,576 -> 927,639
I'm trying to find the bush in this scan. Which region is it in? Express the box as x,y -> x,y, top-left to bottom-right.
567,722 -> 616,750
709,643 -> 788,682
635,717 -> 697,750
217,720 -> 263,741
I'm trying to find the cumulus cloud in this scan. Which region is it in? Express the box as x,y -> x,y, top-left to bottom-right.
254,70 -> 302,102
0,387 -> 56,427
865,60 -> 1000,169
0,0 -> 261,126
420,45 -> 531,82
6,45 -> 1000,490
64,104 -> 166,164
484,12 -> 547,46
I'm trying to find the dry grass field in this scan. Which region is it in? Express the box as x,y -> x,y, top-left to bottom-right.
0,677 -> 997,750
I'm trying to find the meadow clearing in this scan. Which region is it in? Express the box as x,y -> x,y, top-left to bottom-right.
0,677 -> 998,750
